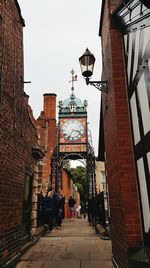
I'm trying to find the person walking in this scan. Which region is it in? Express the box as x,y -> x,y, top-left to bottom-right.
68,195 -> 76,220
56,190 -> 65,229
45,191 -> 54,231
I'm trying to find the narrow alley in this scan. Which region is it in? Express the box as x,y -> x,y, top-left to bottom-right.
15,218 -> 113,268
1,1 -> 150,268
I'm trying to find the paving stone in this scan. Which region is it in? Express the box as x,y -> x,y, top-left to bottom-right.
21,252 -> 53,261
81,260 -> 113,268
52,252 -> 75,261
16,261 -> 44,268
72,238 -> 97,245
15,219 -> 113,268
70,244 -> 99,253
72,251 -> 90,260
41,244 -> 67,253
40,236 -> 61,241
90,252 -> 112,260
43,260 -> 80,268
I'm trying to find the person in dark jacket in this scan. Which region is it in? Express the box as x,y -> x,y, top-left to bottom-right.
45,191 -> 54,231
56,190 -> 65,229
68,195 -> 76,220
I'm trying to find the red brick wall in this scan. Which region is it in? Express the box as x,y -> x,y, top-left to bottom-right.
37,94 -> 57,189
43,93 -> 56,119
62,169 -> 72,218
100,0 -> 142,267
0,1 -> 39,266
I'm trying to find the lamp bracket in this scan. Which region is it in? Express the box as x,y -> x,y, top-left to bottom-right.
85,78 -> 107,93
23,81 -> 31,84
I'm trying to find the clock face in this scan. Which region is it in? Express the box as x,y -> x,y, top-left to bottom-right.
61,119 -> 85,142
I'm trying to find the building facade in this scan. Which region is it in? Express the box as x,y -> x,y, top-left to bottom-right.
99,0 -> 150,267
95,160 -> 109,227
95,160 -> 106,193
0,1 -> 45,267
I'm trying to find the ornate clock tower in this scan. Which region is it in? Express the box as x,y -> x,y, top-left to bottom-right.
58,70 -> 88,156
50,69 -> 96,219
50,70 -> 88,191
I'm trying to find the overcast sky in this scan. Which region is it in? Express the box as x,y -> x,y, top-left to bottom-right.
18,0 -> 102,156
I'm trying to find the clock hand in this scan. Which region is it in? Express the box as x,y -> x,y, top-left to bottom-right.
71,130 -> 81,137
72,129 -> 81,134
65,130 -> 79,139
63,129 -> 83,140
67,130 -> 74,139
69,130 -> 78,138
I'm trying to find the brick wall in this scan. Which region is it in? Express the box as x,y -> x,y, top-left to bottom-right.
0,1 -> 42,266
62,169 -> 72,218
100,0 -> 142,267
37,93 -> 57,190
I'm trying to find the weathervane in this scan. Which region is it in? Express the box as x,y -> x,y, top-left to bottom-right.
70,69 -> 77,96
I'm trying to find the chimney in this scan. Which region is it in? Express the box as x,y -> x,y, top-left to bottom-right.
43,93 -> 57,119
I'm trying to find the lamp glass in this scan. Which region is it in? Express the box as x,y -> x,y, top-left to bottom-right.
79,48 -> 95,78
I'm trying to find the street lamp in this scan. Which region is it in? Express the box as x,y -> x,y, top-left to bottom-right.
79,48 -> 107,92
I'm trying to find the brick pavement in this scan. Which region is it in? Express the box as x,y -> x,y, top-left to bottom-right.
15,218 -> 113,268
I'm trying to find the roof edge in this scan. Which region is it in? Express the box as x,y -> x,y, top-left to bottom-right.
43,93 -> 57,97
112,0 -> 132,16
99,0 -> 106,37
15,0 -> 25,27
99,0 -> 132,36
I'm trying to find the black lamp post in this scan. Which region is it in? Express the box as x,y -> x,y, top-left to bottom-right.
79,48 -> 107,92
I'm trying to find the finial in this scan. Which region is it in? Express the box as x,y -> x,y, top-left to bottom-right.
70,69 -> 77,96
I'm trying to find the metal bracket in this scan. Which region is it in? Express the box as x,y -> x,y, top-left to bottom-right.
23,81 -> 31,84
85,78 -> 107,93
